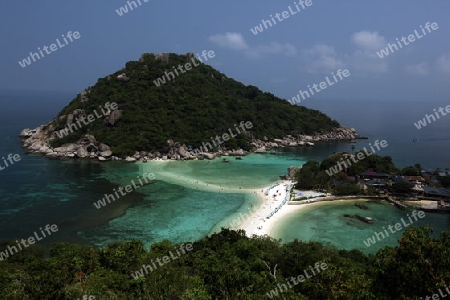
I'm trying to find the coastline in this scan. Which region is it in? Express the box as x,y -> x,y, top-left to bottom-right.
132,161 -> 420,242
79,158 -> 450,247
230,181 -> 294,237
19,124 -> 363,162
136,158 -> 291,237
209,181 -> 327,238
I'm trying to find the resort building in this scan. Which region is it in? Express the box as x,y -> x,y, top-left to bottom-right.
360,171 -> 390,180
422,186 -> 450,199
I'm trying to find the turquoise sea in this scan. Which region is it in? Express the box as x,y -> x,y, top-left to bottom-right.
271,200 -> 450,254
1,91 -> 449,254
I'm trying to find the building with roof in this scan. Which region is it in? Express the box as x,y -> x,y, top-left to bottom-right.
403,176 -> 425,183
422,186 -> 450,199
438,171 -> 450,177
360,171 -> 389,180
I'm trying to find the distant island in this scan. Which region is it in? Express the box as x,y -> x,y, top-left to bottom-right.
20,52 -> 365,161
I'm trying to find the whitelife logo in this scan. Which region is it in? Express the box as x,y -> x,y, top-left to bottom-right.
250,0 -> 313,35
0,224 -> 59,261
93,173 -> 155,209
363,211 -> 425,247
55,102 -> 118,139
0,153 -> 21,172
187,121 -> 253,155
325,140 -> 388,176
115,0 -> 149,16
18,31 -> 81,68
376,22 -> 439,59
266,262 -> 328,298
228,205 -> 260,228
289,69 -> 350,106
414,105 -> 450,129
131,243 -> 193,279
78,296 -> 95,300
422,283 -> 450,300
153,50 -> 215,87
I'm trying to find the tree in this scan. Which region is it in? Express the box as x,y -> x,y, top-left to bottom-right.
374,226 -> 450,298
402,166 -> 420,176
438,176 -> 450,188
334,183 -> 361,195
295,161 -> 320,189
389,182 -> 414,194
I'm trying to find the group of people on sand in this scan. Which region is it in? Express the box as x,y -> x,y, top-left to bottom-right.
265,183 -> 292,219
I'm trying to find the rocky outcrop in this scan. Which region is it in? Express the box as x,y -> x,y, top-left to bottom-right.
20,102 -> 121,160
227,149 -> 246,156
287,166 -> 300,180
104,110 -> 122,126
201,153 -> 215,160
77,147 -> 89,158
66,109 -> 86,127
250,126 -> 364,152
80,90 -> 90,103
101,150 -> 112,157
21,114 -> 363,163
21,124 -> 112,159
254,146 -> 266,153
155,52 -> 169,63
117,73 -> 130,82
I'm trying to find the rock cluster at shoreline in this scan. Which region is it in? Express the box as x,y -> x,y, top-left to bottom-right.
20,123 -> 364,162
251,126 -> 365,153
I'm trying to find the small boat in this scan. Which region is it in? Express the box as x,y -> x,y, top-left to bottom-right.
355,214 -> 374,223
235,157 -> 242,160
364,217 -> 374,223
222,158 -> 230,163
344,214 -> 374,223
355,203 -> 368,210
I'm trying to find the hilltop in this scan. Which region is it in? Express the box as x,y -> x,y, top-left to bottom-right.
20,52 -> 359,161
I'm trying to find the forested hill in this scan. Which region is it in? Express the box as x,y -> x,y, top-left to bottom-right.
48,52 -> 339,155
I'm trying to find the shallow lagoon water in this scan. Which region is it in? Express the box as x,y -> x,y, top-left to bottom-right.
272,200 -> 450,254
79,153 -> 450,253
2,92 -> 450,253
78,152 -> 308,248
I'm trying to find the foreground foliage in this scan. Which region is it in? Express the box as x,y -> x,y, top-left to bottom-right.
0,226 -> 449,299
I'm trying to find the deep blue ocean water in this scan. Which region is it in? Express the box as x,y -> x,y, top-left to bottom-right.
303,99 -> 450,169
0,91 -> 449,251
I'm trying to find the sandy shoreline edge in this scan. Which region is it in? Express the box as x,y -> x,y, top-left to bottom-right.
216,181 -> 323,238
137,160 -> 292,237
136,160 -> 378,240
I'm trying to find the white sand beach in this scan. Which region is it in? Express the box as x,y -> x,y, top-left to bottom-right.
138,160 -> 330,238
138,160 -> 265,194
234,184 -> 327,237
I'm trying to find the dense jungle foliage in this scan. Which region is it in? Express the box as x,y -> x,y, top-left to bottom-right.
1,227 -> 449,299
49,53 -> 339,156
294,153 -> 399,192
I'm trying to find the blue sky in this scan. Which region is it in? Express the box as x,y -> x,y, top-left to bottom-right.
1,0 -> 449,102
